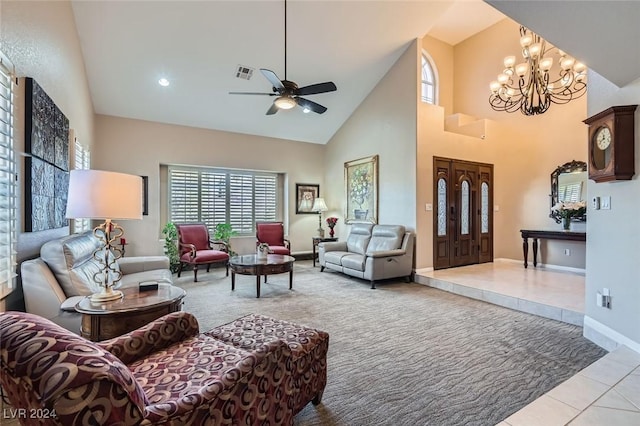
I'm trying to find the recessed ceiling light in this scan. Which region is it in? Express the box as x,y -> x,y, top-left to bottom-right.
158,78 -> 170,87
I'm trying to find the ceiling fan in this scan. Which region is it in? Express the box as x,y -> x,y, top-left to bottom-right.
229,0 -> 337,115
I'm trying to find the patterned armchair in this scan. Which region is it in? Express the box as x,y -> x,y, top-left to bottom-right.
256,222 -> 291,255
176,223 -> 230,282
0,311 -> 295,425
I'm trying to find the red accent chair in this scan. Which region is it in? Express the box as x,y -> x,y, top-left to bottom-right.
256,221 -> 291,255
176,223 -> 229,282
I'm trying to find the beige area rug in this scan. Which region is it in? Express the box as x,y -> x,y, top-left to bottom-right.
173,260 -> 607,426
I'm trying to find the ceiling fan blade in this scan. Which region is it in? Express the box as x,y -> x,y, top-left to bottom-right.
260,69 -> 285,92
266,103 -> 279,115
296,97 -> 327,114
229,91 -> 276,96
296,82 -> 337,96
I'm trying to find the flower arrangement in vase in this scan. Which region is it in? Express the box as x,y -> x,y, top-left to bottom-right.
257,242 -> 271,260
551,201 -> 587,231
326,217 -> 338,238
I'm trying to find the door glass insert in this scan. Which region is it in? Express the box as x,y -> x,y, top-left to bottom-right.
461,180 -> 470,235
437,178 -> 447,236
481,182 -> 489,233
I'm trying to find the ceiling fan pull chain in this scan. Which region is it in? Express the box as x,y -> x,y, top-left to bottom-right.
284,0 -> 287,81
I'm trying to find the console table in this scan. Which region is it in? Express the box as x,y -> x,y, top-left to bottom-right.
520,229 -> 586,268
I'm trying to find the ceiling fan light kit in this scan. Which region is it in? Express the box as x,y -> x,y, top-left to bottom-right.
229,0 -> 337,115
274,96 -> 297,110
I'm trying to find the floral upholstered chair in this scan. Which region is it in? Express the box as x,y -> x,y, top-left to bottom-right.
176,223 -> 230,282
0,311 -> 295,425
256,222 -> 291,255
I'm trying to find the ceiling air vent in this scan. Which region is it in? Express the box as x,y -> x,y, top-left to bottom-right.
235,65 -> 254,80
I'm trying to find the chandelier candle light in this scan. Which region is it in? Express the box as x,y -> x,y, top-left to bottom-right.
66,170 -> 143,302
311,197 -> 328,238
489,26 -> 586,116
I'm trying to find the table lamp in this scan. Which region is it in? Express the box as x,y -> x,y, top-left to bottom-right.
66,170 -> 143,302
311,197 -> 328,238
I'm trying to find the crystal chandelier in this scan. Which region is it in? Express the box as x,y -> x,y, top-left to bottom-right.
489,26 -> 587,116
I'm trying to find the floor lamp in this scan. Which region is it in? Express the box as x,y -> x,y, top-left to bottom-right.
312,197 -> 328,238
66,170 -> 143,302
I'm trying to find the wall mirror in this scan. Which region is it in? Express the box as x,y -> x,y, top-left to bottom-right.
550,160 -> 587,223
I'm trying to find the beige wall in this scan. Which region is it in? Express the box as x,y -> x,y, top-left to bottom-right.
93,115 -> 325,257
324,40 -> 418,242
0,0 -> 94,261
583,74 -> 640,351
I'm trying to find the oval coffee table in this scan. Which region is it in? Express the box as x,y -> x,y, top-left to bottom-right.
75,283 -> 186,341
229,254 -> 295,298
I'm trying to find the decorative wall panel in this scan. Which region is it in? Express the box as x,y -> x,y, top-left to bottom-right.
24,78 -> 69,231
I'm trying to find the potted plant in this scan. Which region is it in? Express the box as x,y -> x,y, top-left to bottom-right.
213,223 -> 239,256
162,222 -> 180,273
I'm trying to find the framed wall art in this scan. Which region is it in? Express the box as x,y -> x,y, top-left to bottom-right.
24,77 -> 70,231
296,183 -> 320,214
345,155 -> 378,224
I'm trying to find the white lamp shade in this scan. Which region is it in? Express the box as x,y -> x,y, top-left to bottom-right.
311,197 -> 328,212
66,170 -> 143,220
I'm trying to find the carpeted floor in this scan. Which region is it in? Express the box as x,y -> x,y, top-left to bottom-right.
174,260 -> 607,426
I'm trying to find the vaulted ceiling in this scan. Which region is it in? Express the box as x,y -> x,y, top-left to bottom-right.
73,1 -> 638,145
71,0 -> 505,144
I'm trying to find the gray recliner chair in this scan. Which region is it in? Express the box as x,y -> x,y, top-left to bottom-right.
318,224 -> 414,288
20,231 -> 173,333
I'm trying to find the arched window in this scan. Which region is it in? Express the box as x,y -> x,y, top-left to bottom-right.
421,52 -> 437,105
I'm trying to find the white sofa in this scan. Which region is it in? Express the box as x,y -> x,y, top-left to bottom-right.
20,231 -> 173,333
318,224 -> 414,288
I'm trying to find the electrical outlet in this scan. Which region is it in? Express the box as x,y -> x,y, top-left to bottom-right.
564,249 -> 571,256
597,289 -> 612,308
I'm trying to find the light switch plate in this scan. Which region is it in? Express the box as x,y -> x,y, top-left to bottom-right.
592,196 -> 600,210
601,196 -> 611,210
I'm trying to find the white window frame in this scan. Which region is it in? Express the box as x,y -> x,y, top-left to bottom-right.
168,166 -> 281,236
421,51 -> 438,105
0,51 -> 17,291
72,137 -> 91,233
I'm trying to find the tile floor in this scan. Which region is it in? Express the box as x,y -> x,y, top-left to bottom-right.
415,260 -> 640,426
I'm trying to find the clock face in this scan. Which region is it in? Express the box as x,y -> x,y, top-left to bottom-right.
592,125 -> 612,171
595,126 -> 612,150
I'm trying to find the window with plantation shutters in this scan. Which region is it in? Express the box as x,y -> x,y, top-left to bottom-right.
73,138 -> 91,233
168,166 -> 279,235
0,52 -> 17,291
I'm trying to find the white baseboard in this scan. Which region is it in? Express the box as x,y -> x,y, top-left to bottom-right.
414,267 -> 434,274
494,258 -> 521,264
583,315 -> 640,353
495,258 -> 585,275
